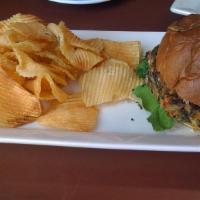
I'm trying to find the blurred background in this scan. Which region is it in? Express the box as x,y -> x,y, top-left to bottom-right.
0,0 -> 180,31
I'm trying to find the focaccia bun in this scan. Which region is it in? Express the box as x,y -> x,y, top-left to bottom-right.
156,14 -> 200,105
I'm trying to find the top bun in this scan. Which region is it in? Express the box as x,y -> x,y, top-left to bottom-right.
156,14 -> 200,105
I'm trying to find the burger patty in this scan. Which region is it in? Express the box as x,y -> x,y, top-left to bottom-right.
146,46 -> 200,129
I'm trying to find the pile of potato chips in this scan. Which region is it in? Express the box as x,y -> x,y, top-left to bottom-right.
0,13 -> 142,132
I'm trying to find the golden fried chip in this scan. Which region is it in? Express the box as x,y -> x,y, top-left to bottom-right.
48,22 -> 99,53
36,51 -> 69,66
5,70 -> 25,85
0,46 -> 10,53
14,48 -> 50,77
24,77 -> 54,100
44,74 -> 69,102
47,22 -> 76,63
0,33 -> 11,48
41,99 -> 60,115
80,58 -> 142,106
0,67 -> 41,127
0,53 -> 17,70
85,38 -> 104,54
35,51 -> 77,80
47,63 -> 78,81
0,51 -> 24,85
6,29 -> 27,46
9,22 -> 55,42
0,13 -> 43,34
70,48 -> 103,71
48,23 -> 103,70
85,38 -> 141,67
0,29 -> 27,50
38,96 -> 99,131
3,51 -> 17,61
24,74 -> 69,102
58,21 -> 99,53
14,48 -> 68,86
13,40 -> 47,53
102,39 -> 141,67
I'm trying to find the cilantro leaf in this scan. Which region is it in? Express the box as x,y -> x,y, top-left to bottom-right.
133,84 -> 175,131
136,58 -> 149,78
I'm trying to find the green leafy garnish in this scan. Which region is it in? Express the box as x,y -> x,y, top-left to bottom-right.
134,84 -> 159,112
148,107 -> 174,131
136,58 -> 149,78
133,84 -> 174,131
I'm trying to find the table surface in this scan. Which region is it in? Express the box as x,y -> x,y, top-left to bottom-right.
1,0 -> 200,199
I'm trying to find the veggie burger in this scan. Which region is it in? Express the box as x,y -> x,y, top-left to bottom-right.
134,14 -> 200,131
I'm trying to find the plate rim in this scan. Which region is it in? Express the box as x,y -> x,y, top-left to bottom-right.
1,127 -> 200,152
48,0 -> 110,5
170,0 -> 200,15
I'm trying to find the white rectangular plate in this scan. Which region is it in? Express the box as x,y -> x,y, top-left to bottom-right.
170,0 -> 200,15
1,30 -> 200,152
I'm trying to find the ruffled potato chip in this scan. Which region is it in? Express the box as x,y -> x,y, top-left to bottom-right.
0,46 -> 10,54
63,47 -> 103,71
25,77 -> 53,100
3,51 -> 17,62
13,40 -> 47,53
0,29 -> 27,49
0,33 -> 11,49
48,22 -> 99,53
24,74 -> 69,102
85,38 -> 141,67
85,38 -> 104,54
70,48 -> 103,71
14,48 -> 50,77
14,48 -> 68,86
15,49 -> 68,102
0,29 -> 29,51
47,23 -> 76,63
102,39 -> 141,67
80,58 -> 142,106
47,22 -> 103,70
58,21 -> 99,53
40,74 -> 68,102
0,13 -> 42,34
0,53 -> 17,70
36,51 -> 69,67
9,22 -> 55,42
0,52 -> 24,85
38,96 -> 99,131
0,67 -> 41,127
5,70 -> 25,85
35,51 -> 78,80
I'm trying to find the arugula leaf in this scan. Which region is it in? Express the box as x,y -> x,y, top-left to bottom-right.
136,58 -> 149,78
147,108 -> 163,131
133,84 -> 174,131
148,107 -> 174,131
133,84 -> 159,112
